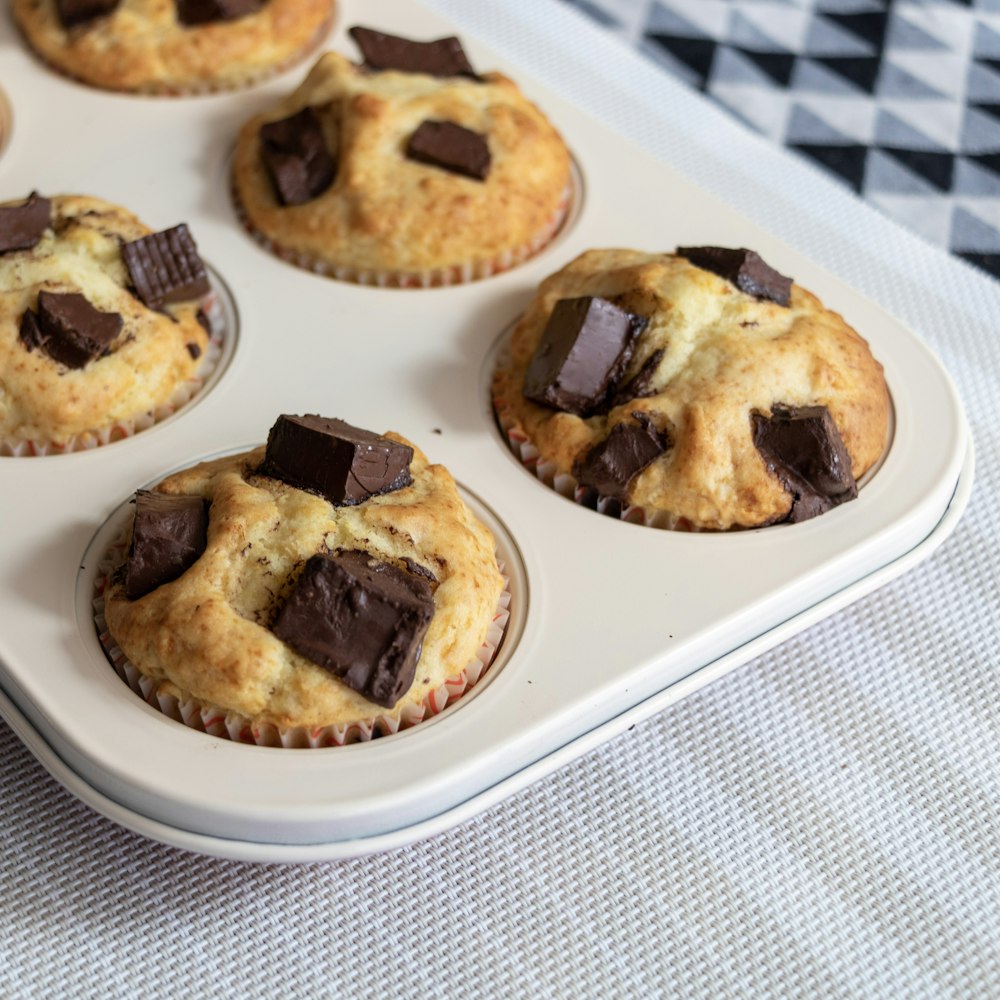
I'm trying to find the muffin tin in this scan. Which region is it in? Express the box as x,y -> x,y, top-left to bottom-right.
0,0 -> 971,861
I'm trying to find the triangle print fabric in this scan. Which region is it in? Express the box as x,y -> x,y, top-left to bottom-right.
559,0 -> 1000,281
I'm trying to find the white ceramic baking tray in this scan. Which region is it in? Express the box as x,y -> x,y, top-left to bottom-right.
0,0 -> 971,861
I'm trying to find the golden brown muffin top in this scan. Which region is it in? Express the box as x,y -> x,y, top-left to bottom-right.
103,437 -> 504,730
0,194 -> 210,447
12,0 -> 334,93
493,248 -> 890,530
232,50 -> 571,278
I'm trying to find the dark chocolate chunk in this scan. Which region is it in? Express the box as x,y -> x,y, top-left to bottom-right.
574,415 -> 669,500
259,108 -> 337,207
122,224 -> 211,310
752,404 -> 858,523
21,291 -> 123,369
261,415 -> 413,506
349,26 -> 477,78
678,246 -> 793,307
405,120 -> 490,181
195,308 -> 212,334
0,193 -> 51,254
175,0 -> 262,25
272,551 -> 435,708
523,296 -> 649,417
56,0 -> 119,28
186,342 -> 202,360
402,558 -> 438,586
124,491 -> 210,600
610,349 -> 664,408
17,309 -> 44,352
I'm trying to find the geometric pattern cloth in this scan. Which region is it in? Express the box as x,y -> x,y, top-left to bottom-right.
561,0 -> 1000,280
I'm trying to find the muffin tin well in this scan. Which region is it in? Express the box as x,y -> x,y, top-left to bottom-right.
0,0 -> 970,859
484,323 -> 899,531
0,262 -> 238,457
83,469 -> 524,746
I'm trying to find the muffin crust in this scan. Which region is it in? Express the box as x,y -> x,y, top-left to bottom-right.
12,0 -> 334,93
493,249 -> 890,530
0,194 -> 210,448
232,50 -> 571,280
103,437 -> 504,730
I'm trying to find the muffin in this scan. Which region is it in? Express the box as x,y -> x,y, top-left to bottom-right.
100,415 -> 508,746
11,0 -> 335,94
0,192 -> 216,455
492,247 -> 890,530
231,26 -> 572,286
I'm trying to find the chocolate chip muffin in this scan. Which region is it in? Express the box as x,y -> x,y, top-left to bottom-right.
11,0 -> 334,94
0,193 -> 214,454
231,27 -> 572,286
492,247 -> 890,530
101,416 -> 506,743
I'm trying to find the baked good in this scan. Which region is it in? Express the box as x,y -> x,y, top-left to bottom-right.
0,193 -> 214,453
231,27 -> 572,286
492,247 -> 890,530
101,415 -> 506,742
11,0 -> 334,94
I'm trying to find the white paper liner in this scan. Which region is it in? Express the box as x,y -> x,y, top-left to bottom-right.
232,180 -> 572,288
492,384 -> 702,532
1,292 -> 226,458
93,537 -> 512,748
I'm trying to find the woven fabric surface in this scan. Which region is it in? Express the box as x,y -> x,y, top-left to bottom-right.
1,2 -> 998,998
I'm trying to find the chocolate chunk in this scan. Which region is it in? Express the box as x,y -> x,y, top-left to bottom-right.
261,415 -> 413,506
0,193 -> 51,254
752,404 -> 858,523
678,246 -> 793,307
175,0 -> 262,25
406,120 -> 490,181
259,108 -> 337,207
402,558 -> 438,586
574,417 -> 669,500
17,309 -> 44,352
610,349 -> 664,408
272,551 -> 435,708
21,291 -> 123,369
186,342 -> 202,360
122,224 -> 210,310
56,0 -> 119,28
349,26 -> 477,78
524,297 -> 649,417
195,308 -> 212,334
124,491 -> 210,600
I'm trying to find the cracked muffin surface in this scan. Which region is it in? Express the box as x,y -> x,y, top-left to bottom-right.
0,194 -> 211,449
231,47 -> 571,282
103,435 -> 504,730
493,248 -> 890,530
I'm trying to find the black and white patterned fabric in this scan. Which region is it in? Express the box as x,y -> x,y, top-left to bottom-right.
562,0 -> 1000,279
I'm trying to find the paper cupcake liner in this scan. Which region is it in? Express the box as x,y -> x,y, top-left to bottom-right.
1,292 -> 225,458
16,9 -> 334,97
93,538 -> 512,748
492,386 -> 702,532
232,180 -> 572,288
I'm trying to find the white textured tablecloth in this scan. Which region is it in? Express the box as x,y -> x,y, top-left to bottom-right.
1,3 -> 997,997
